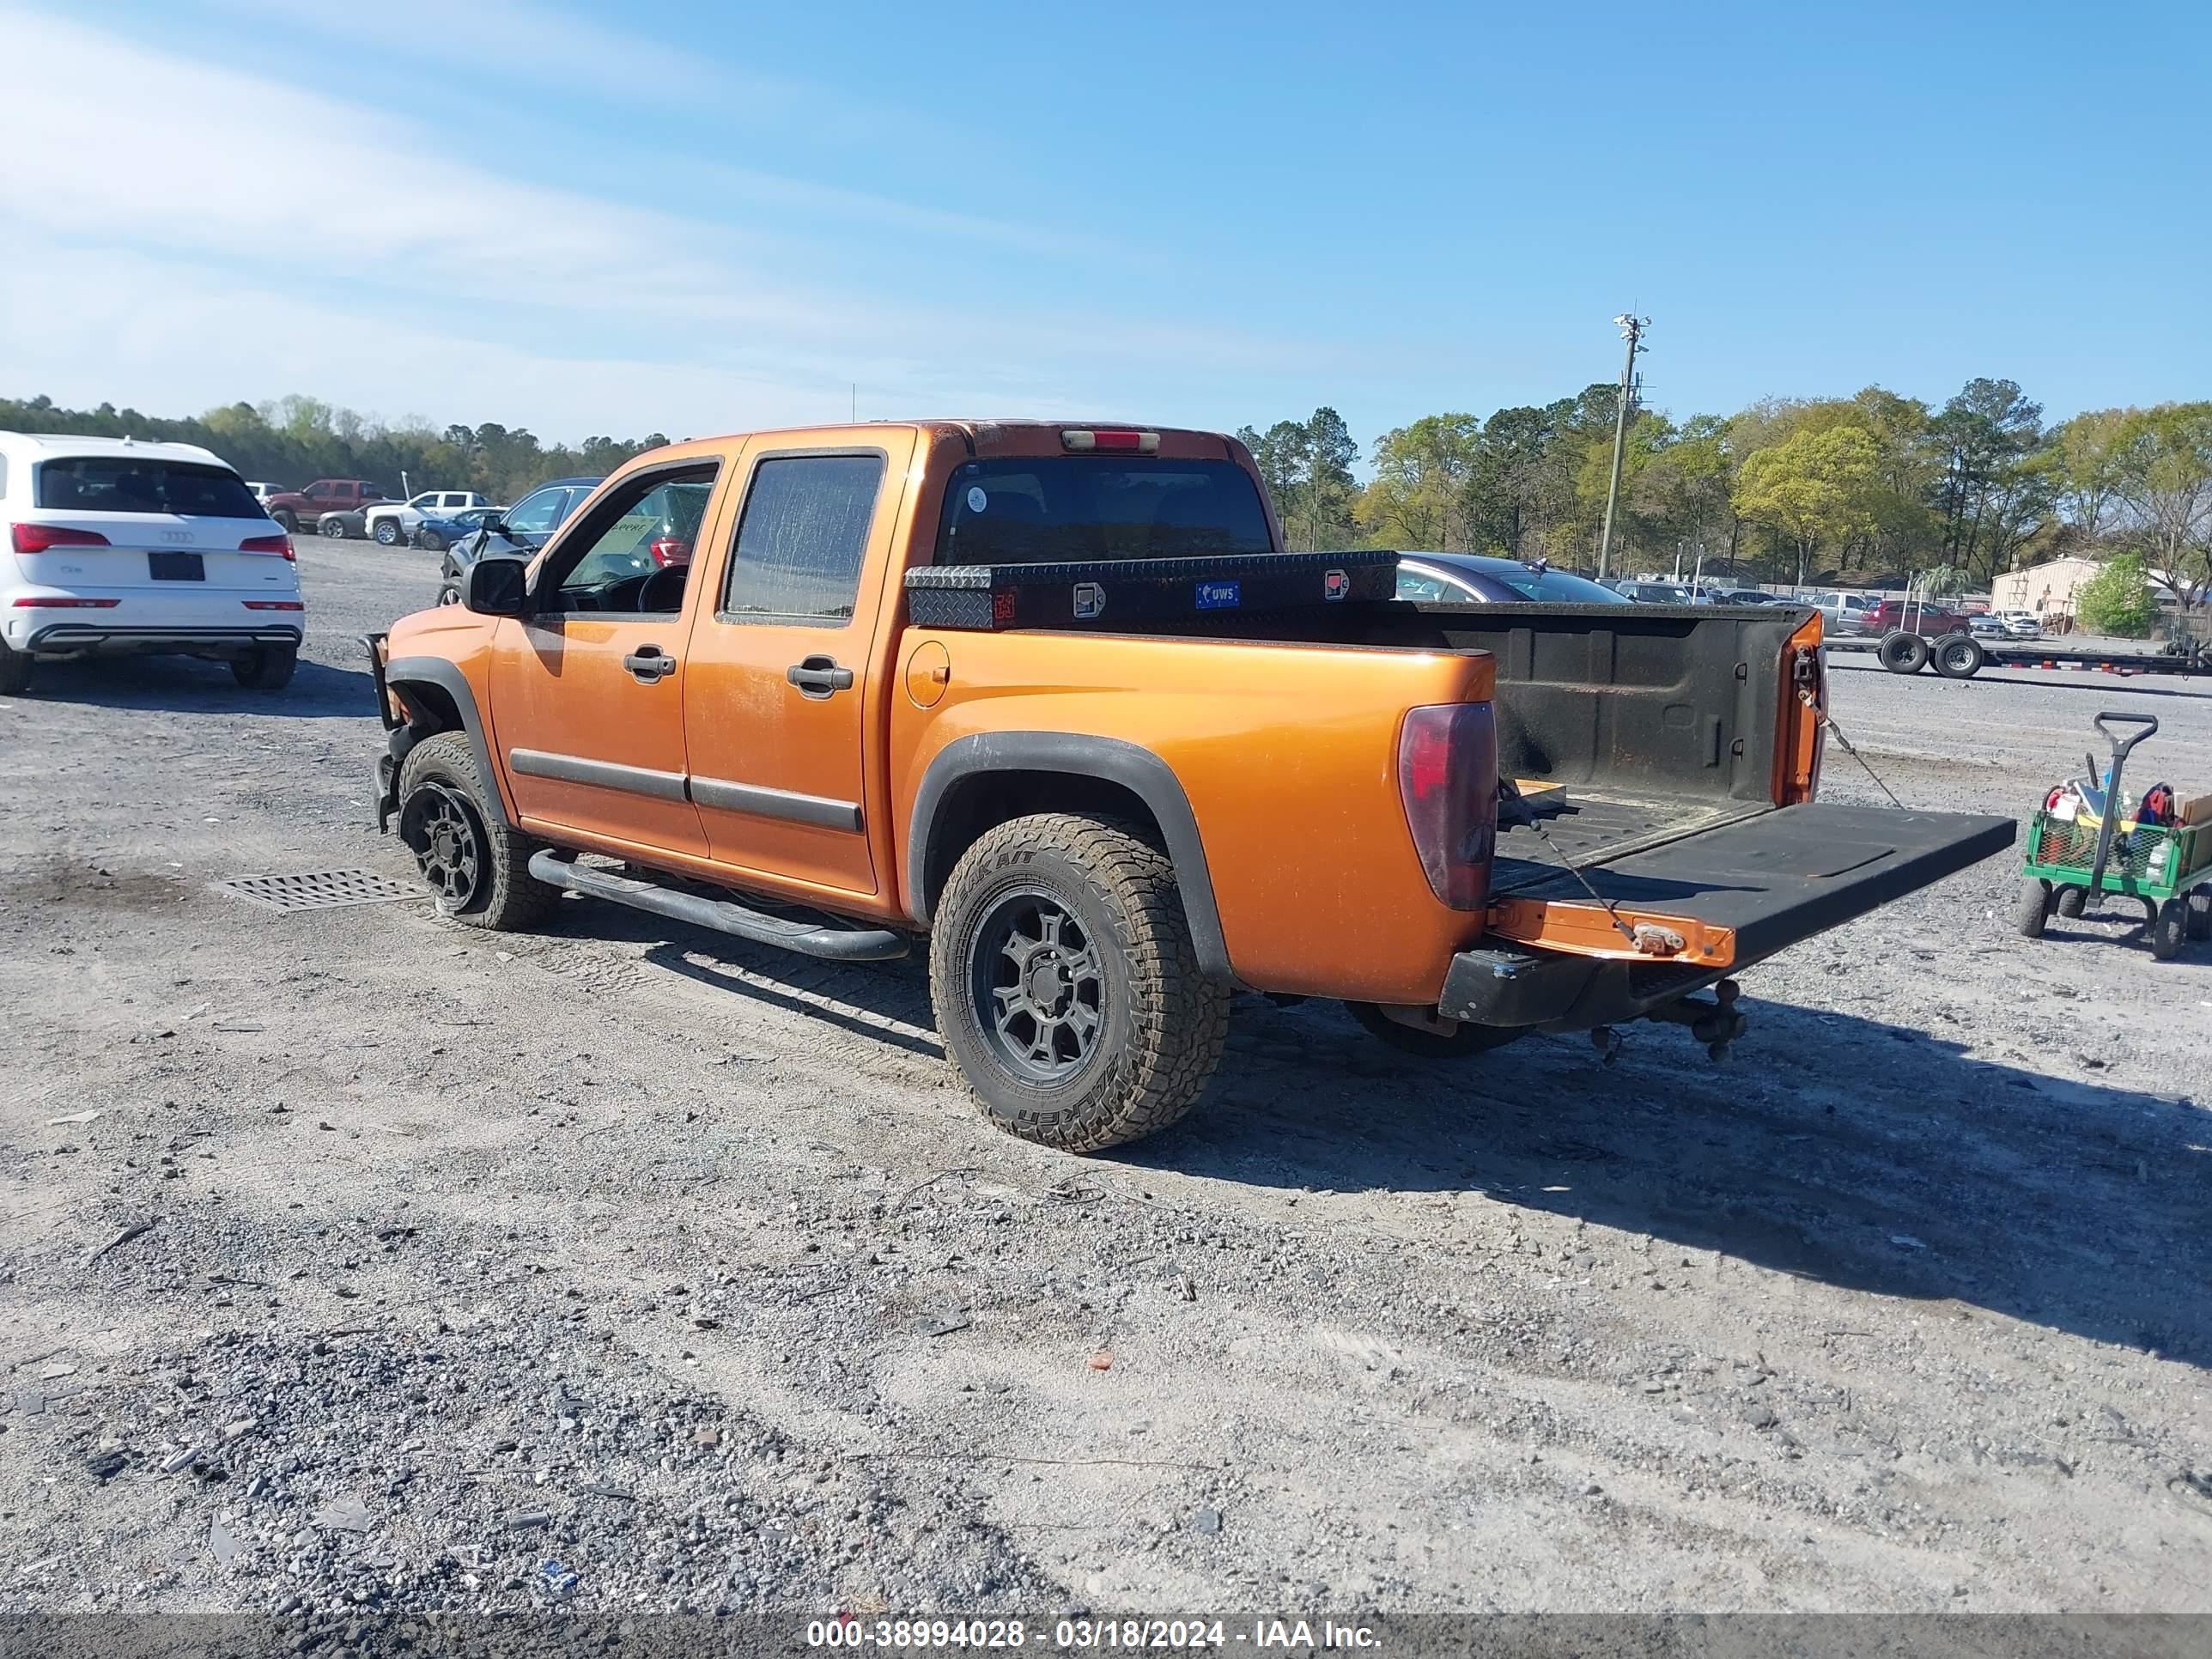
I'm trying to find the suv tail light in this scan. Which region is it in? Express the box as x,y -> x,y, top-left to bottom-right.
12,525 -> 112,553
240,532 -> 296,562
1396,703 -> 1498,910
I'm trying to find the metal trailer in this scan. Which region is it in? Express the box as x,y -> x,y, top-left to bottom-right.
1824,630 -> 2209,681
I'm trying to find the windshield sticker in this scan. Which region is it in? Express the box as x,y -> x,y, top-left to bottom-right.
966,486 -> 989,514
1195,580 -> 1242,611
1073,582 -> 1106,620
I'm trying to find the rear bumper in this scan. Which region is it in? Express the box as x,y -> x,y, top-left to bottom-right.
18,622 -> 302,656
1443,803 -> 2017,1030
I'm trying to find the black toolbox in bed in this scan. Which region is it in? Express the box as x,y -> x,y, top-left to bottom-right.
904,550 -> 1400,631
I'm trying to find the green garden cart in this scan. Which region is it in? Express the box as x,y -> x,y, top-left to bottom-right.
2016,712 -> 2212,959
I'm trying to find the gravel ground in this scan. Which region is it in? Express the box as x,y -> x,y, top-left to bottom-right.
2,537 -> 2209,1624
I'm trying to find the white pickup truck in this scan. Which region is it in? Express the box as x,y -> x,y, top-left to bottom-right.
363,489 -> 492,547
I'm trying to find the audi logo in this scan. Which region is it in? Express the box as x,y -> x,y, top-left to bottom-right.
161,530 -> 195,544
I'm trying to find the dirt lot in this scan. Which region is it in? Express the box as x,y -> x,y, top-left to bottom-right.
3,535 -> 2209,1621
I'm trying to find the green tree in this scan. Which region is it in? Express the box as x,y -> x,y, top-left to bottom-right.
1235,408 -> 1361,550
2048,408 -> 2136,541
2110,402 -> 2212,611
1930,378 -> 2046,580
1358,414 -> 1483,550
2074,552 -> 2159,637
1733,425 -> 1881,586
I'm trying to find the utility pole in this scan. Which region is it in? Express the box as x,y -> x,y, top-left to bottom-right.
1595,313 -> 1648,582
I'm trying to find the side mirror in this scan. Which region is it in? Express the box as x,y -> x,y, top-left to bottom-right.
462,556 -> 530,617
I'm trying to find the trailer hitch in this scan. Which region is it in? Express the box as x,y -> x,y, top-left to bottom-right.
1640,977 -> 1747,1060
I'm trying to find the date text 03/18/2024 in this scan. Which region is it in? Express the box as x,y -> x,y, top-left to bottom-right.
805,1617 -> 1382,1650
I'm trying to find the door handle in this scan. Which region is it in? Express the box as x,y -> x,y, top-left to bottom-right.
623,646 -> 677,684
786,654 -> 855,699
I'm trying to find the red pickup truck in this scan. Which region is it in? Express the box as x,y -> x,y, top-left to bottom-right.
264,479 -> 389,534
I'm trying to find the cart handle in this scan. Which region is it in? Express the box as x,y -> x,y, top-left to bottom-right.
2093,711 -> 2158,762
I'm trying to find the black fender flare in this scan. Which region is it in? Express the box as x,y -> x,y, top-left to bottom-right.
907,732 -> 1231,981
381,654 -> 514,827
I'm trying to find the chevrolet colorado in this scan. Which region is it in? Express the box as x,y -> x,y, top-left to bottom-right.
367,421 -> 2013,1151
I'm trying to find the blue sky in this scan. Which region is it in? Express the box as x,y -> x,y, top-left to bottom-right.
2,0 -> 2205,452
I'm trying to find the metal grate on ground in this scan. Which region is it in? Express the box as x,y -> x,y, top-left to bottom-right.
216,869 -> 427,913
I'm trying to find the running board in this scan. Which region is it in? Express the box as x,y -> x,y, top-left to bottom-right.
526,852 -> 908,962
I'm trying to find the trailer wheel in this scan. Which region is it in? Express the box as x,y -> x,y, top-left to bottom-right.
1343,1000 -> 1528,1059
1933,635 -> 1984,678
2150,898 -> 2188,960
2186,886 -> 2211,942
1878,631 -> 1929,674
2014,878 -> 2051,939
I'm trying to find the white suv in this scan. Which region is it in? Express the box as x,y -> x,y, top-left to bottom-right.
0,433 -> 305,694
363,489 -> 490,547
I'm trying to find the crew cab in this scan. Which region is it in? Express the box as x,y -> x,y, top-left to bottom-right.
367,422 -> 2014,1152
364,489 -> 493,546
264,478 -> 388,534
1,432 -> 303,693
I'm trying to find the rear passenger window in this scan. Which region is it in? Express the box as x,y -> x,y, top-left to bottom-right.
721,454 -> 884,624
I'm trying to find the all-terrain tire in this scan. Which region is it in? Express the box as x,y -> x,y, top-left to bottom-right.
2151,898 -> 2188,961
2055,884 -> 2087,919
2186,886 -> 2212,943
395,730 -> 558,931
0,638 -> 31,696
2014,878 -> 2051,939
929,812 -> 1230,1152
1878,630 -> 1930,674
1343,1000 -> 1529,1059
230,644 -> 297,690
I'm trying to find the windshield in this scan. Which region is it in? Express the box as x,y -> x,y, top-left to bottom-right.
935,458 -> 1273,563
36,458 -> 263,518
1482,565 -> 1633,604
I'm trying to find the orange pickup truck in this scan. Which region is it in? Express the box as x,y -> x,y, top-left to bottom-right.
366,421 -> 2013,1151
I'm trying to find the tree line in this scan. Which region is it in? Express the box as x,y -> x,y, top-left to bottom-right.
1241,382 -> 2212,608
7,384 -> 2205,609
0,393 -> 667,507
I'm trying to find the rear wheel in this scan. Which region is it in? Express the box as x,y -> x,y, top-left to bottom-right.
230,644 -> 296,690
1933,635 -> 1984,678
930,812 -> 1230,1152
1344,1000 -> 1528,1058
2014,877 -> 2051,939
2150,897 -> 2188,961
2186,886 -> 2212,942
395,731 -> 557,930
319,517 -> 349,540
0,638 -> 30,696
1878,630 -> 1929,674
2055,884 -> 2087,919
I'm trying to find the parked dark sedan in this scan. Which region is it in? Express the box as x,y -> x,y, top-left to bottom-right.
1394,554 -> 1635,605
315,507 -> 373,540
434,476 -> 600,605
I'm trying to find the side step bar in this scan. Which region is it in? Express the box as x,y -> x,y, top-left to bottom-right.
526,852 -> 908,963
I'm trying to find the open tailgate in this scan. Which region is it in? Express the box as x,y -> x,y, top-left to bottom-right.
1446,805 -> 2017,1030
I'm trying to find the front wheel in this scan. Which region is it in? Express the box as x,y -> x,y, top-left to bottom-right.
395,731 -> 557,930
271,509 -> 297,533
929,812 -> 1230,1152
2151,898 -> 2188,961
2055,884 -> 2087,919
1343,1000 -> 1528,1059
2014,877 -> 2051,939
2186,886 -> 2212,943
1878,630 -> 1930,674
418,530 -> 447,553
374,520 -> 402,546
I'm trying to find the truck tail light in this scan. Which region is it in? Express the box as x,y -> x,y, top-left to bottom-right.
647,538 -> 690,567
243,600 -> 305,611
11,525 -> 112,553
1396,702 -> 1498,910
1060,428 -> 1159,454
240,533 -> 296,562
